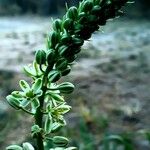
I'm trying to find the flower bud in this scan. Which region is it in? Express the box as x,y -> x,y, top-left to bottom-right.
67,6 -> 78,20
48,70 -> 61,83
53,19 -> 62,31
50,31 -> 60,48
61,34 -> 71,44
57,82 -> 75,94
65,55 -> 77,63
91,5 -> 101,14
53,136 -> 69,147
58,45 -> 69,56
47,49 -> 55,65
63,18 -> 74,30
82,1 -> 93,12
61,66 -> 71,76
72,37 -> 84,47
35,50 -> 46,65
55,58 -> 68,71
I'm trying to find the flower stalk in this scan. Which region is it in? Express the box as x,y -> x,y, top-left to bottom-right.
6,0 -> 129,150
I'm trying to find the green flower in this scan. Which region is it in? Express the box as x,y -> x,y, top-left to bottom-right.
44,102 -> 71,134
7,78 -> 42,114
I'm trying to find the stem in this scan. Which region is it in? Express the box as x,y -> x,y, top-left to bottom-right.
34,66 -> 52,150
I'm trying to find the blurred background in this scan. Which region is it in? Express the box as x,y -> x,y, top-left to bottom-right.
0,0 -> 150,150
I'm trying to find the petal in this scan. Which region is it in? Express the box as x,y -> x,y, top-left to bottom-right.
19,80 -> 30,92
31,98 -> 40,113
20,99 -> 30,108
32,78 -> 42,94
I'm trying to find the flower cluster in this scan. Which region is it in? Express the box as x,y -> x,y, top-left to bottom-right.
6,0 -> 129,150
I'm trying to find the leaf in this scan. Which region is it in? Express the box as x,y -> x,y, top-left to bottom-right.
32,78 -> 42,94
6,95 -> 21,110
31,98 -> 40,113
23,142 -> 35,150
19,80 -> 30,92
6,145 -> 23,150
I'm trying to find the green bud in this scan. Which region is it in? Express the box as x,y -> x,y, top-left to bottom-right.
74,23 -> 84,34
61,34 -> 71,44
53,136 -> 69,147
47,49 -> 55,65
67,6 -> 78,20
65,55 -> 77,63
74,48 -> 81,54
57,82 -> 74,94
58,45 -> 69,56
53,19 -> 62,31
72,37 -> 84,47
63,18 -> 74,30
35,50 -> 46,65
82,1 -> 93,12
50,31 -> 60,48
6,95 -> 21,110
78,12 -> 86,18
48,70 -> 61,83
91,5 -> 101,14
61,66 -> 71,76
95,0 -> 101,5
55,58 -> 68,71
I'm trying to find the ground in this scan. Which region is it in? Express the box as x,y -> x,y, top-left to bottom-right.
0,16 -> 149,150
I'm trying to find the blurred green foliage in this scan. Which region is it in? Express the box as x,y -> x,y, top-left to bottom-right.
56,107 -> 150,149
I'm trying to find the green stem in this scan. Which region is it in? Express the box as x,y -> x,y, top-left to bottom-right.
34,66 -> 52,150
